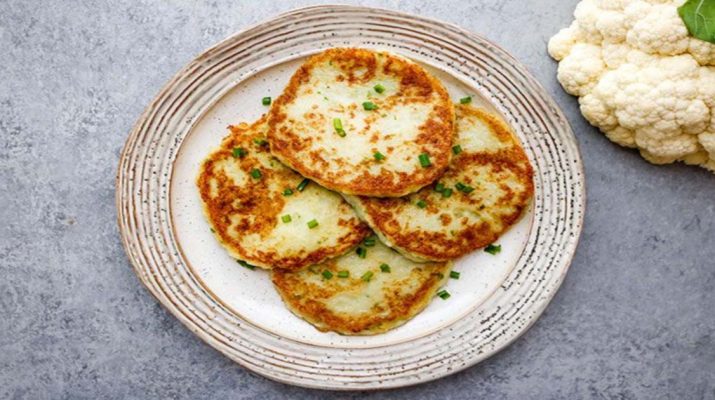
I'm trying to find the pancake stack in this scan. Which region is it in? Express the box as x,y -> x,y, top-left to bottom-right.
198,48 -> 533,335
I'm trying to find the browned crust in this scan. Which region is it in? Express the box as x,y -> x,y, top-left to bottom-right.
356,105 -> 535,261
268,48 -> 455,197
271,259 -> 450,335
196,117 -> 370,271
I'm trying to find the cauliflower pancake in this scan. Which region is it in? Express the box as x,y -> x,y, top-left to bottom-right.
197,117 -> 370,271
272,239 -> 452,335
345,105 -> 534,261
268,48 -> 455,197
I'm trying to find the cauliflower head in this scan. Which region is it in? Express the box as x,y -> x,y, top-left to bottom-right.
549,0 -> 715,172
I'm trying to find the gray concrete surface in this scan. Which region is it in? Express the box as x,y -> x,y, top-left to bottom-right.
1,1 -> 714,399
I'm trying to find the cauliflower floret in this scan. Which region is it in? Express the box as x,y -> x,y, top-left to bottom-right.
549,0 -> 715,173
556,43 -> 606,96
593,0 -> 632,11
626,4 -> 690,56
698,68 -> 715,108
700,132 -> 715,159
601,43 -> 632,68
596,11 -> 628,43
605,126 -> 637,148
689,39 -> 715,66
548,23 -> 582,60
574,0 -> 605,44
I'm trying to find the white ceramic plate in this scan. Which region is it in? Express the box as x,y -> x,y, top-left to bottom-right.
117,5 -> 584,390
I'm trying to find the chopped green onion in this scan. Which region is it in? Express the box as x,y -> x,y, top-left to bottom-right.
209,228 -> 215,233
237,260 -> 256,270
450,271 -> 460,279
434,182 -> 445,192
485,243 -> 502,255
363,237 -> 376,247
380,263 -> 391,273
418,153 -> 431,168
416,200 -> 427,208
337,270 -> 349,278
297,179 -> 310,192
374,84 -> 386,94
281,214 -> 292,223
333,118 -> 343,130
459,96 -> 472,104
362,101 -> 378,111
250,168 -> 262,179
322,270 -> 333,279
283,188 -> 294,196
356,247 -> 367,258
232,147 -> 247,158
437,289 -> 451,299
452,145 -> 462,155
361,271 -> 374,282
455,182 -> 474,193
333,118 -> 346,137
307,219 -> 319,229
441,188 -> 453,198
253,138 -> 268,146
373,151 -> 385,161
262,97 -> 271,105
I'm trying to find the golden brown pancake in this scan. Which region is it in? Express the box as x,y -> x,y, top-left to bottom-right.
272,238 -> 452,335
197,116 -> 370,271
345,104 -> 534,261
268,47 -> 455,197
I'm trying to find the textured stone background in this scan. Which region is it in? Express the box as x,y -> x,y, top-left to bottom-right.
1,1 -> 714,399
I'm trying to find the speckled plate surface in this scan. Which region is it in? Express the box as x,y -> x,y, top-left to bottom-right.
116,5 -> 584,390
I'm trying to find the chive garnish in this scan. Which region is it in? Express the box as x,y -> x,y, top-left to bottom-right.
307,219 -> 319,229
333,118 -> 346,137
485,243 -> 502,255
373,151 -> 385,161
416,200 -> 427,208
434,182 -> 445,192
283,188 -> 293,196
380,263 -> 391,273
363,237 -> 376,247
361,271 -> 374,282
232,147 -> 247,158
253,138 -> 268,146
455,182 -> 474,193
459,96 -> 472,104
322,270 -> 333,279
356,247 -> 367,258
362,101 -> 378,111
442,188 -> 453,198
450,271 -> 460,279
297,179 -> 310,192
262,97 -> 271,105
337,270 -> 349,278
374,84 -> 385,94
250,168 -> 262,179
210,228 -> 215,233
281,214 -> 292,223
452,145 -> 462,155
418,153 -> 431,168
237,260 -> 256,270
437,289 -> 451,299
